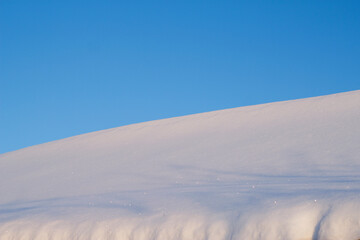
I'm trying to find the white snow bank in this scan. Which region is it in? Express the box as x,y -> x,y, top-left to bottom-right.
1,90 -> 360,239
1,197 -> 360,239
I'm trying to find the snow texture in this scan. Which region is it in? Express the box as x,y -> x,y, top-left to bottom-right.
1,90 -> 360,240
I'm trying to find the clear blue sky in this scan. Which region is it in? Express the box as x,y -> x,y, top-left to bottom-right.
1,1 -> 360,154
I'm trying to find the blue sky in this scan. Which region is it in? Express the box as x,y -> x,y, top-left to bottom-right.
1,1 -> 360,154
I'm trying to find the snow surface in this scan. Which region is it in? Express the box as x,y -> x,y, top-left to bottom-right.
1,90 -> 360,240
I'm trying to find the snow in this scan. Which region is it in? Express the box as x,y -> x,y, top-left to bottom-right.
1,90 -> 360,239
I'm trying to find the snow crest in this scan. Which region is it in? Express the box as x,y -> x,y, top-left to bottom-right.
1,90 -> 360,239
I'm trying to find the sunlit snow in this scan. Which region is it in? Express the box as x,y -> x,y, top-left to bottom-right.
1,91 -> 360,239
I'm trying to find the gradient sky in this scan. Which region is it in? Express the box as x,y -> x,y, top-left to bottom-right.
1,1 -> 360,154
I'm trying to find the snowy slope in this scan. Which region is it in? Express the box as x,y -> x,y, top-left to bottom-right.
1,90 -> 360,240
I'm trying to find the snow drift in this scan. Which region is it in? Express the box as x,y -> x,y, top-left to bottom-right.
1,90 -> 360,240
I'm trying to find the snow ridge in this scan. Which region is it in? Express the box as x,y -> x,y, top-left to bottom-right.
1,90 -> 360,240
